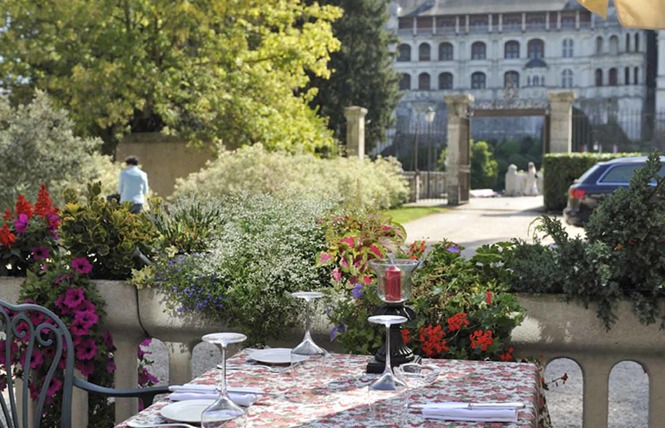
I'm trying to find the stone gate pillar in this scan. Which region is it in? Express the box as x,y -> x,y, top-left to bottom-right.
547,91 -> 576,153
344,106 -> 367,160
444,94 -> 473,206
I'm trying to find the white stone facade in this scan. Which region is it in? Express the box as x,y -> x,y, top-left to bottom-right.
391,0 -> 649,141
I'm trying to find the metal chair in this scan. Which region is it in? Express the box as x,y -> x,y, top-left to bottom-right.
0,300 -> 169,427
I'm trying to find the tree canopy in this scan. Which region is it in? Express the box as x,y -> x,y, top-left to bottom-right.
0,0 -> 342,154
306,0 -> 401,152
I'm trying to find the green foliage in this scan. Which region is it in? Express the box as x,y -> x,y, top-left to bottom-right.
318,211 -> 407,354
172,144 -> 409,210
470,140 -> 498,189
60,182 -> 159,280
542,152 -> 641,211
0,92 -> 120,210
0,0 -> 342,154
155,193 -> 334,345
406,241 -> 524,361
506,153 -> 665,328
306,0 -> 401,151
149,198 -> 223,255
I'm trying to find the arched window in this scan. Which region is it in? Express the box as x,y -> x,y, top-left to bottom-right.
471,72 -> 486,89
399,74 -> 411,90
562,69 -> 573,88
609,35 -> 619,55
504,71 -> 520,88
609,68 -> 618,86
439,72 -> 453,89
439,42 -> 453,61
397,44 -> 411,62
527,76 -> 532,86
418,72 -> 431,90
625,34 -> 631,52
635,33 -> 640,51
531,76 -> 539,86
471,42 -> 486,60
625,67 -> 630,85
595,68 -> 603,86
527,39 -> 544,59
504,41 -> 520,59
634,67 -> 640,84
562,39 -> 574,58
419,43 -> 431,61
596,36 -> 604,54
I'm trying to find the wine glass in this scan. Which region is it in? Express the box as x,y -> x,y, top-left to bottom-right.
201,332 -> 248,427
290,291 -> 327,358
367,315 -> 408,390
366,315 -> 409,425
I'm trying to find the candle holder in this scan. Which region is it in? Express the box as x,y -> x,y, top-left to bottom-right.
366,258 -> 420,374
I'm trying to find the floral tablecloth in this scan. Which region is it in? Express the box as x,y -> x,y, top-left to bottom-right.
116,351 -> 540,428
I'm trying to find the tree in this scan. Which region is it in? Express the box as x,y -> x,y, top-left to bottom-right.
305,0 -> 401,152
470,140 -> 498,190
0,91 -> 120,210
0,1 -> 342,154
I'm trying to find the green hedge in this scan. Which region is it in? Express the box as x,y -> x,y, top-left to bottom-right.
543,152 -> 643,211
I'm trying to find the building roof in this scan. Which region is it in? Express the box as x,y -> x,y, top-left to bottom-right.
399,0 -> 585,17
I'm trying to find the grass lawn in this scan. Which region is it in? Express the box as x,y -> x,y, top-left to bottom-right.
381,206 -> 447,225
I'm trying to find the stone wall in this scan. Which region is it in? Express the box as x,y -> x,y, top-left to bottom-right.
116,133 -> 215,198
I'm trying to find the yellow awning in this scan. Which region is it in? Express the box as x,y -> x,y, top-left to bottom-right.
578,0 -> 665,29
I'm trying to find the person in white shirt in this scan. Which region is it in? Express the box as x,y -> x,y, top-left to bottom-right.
118,156 -> 149,213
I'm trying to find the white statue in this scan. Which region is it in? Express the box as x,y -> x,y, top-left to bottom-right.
524,162 -> 539,196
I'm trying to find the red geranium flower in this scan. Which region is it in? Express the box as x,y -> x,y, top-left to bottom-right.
0,224 -> 16,248
447,312 -> 470,332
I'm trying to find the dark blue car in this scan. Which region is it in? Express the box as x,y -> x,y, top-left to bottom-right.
563,156 -> 665,226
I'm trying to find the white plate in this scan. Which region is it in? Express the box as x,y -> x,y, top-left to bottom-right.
159,399 -> 217,423
248,348 -> 308,365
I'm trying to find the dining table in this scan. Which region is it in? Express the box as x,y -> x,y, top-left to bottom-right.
115,350 -> 542,427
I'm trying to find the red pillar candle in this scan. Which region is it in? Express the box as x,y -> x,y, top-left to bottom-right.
384,265 -> 402,302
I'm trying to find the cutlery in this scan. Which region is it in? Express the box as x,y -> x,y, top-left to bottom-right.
169,386 -> 277,396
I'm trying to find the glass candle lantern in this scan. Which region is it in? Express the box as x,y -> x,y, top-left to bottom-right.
369,259 -> 420,303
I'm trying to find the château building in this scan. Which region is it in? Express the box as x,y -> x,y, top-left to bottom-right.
388,0 -> 654,148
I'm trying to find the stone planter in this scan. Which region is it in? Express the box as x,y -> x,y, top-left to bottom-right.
512,293 -> 665,428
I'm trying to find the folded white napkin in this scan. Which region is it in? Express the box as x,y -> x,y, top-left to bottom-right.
421,402 -> 520,423
168,384 -> 260,407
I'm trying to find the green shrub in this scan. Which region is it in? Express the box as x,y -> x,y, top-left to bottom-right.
0,91 -> 121,210
172,144 -> 409,210
543,152 -> 641,211
470,140 -> 498,189
60,182 -> 159,280
155,192 -> 335,344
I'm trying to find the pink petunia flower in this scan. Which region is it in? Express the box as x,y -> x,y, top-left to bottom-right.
31,246 -> 50,260
75,338 -> 97,361
106,358 -> 117,374
54,273 -> 73,285
70,318 -> 90,336
71,257 -> 92,274
13,214 -> 29,233
46,377 -> 62,397
76,360 -> 95,377
103,331 -> 115,350
74,310 -> 99,329
63,288 -> 85,309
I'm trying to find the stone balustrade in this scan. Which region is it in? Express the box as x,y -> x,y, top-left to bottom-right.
1,279 -> 664,427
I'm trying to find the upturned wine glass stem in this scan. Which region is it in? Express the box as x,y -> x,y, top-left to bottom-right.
220,344 -> 228,396
383,323 -> 392,375
304,300 -> 312,341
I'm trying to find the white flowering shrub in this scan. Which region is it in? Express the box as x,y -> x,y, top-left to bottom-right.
172,144 -> 409,210
0,91 -> 121,209
155,192 -> 336,344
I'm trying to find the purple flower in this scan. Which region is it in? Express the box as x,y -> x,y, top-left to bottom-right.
103,331 -> 115,350
75,338 -> 97,361
31,246 -> 50,260
70,318 -> 90,336
446,245 -> 461,254
351,283 -> 364,299
71,257 -> 92,274
330,323 -> 347,341
106,359 -> 117,374
54,273 -> 74,285
46,378 -> 62,397
13,214 -> 29,233
77,360 -> 95,376
74,310 -> 99,329
63,288 -> 85,309
138,366 -> 159,386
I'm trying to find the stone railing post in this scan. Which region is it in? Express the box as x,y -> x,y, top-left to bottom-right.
547,91 -> 576,153
344,106 -> 367,161
444,94 -> 473,206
